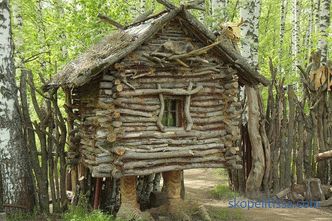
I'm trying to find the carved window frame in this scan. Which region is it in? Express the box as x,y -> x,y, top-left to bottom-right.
157,82 -> 200,132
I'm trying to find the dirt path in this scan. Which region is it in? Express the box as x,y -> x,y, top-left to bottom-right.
184,168 -> 332,221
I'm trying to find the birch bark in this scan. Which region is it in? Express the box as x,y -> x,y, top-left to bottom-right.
0,0 -> 34,210
318,0 -> 330,63
291,0 -> 300,72
240,0 -> 269,194
211,0 -> 228,23
278,0 -> 287,72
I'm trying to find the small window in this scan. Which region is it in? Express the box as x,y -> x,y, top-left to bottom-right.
162,98 -> 184,127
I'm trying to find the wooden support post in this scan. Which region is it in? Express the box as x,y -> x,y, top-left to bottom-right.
162,170 -> 182,208
0,169 -> 3,213
93,178 -> 102,209
184,82 -> 193,131
71,167 -> 78,196
157,84 -> 165,131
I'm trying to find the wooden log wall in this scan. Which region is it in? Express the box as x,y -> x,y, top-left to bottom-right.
74,19 -> 242,178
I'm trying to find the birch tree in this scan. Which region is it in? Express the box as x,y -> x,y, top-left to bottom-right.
0,0 -> 34,210
291,0 -> 300,72
315,0 -> 321,33
140,0 -> 147,13
240,0 -> 270,195
211,0 -> 228,27
278,0 -> 287,71
318,0 -> 330,63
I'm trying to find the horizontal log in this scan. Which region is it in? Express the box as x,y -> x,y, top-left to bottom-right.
138,70 -> 227,78
132,74 -> 230,84
115,143 -> 224,153
191,95 -> 222,101
102,74 -> 114,81
112,121 -> 122,128
97,116 -> 112,123
80,138 -> 95,146
190,111 -> 223,118
120,116 -> 157,123
224,82 -> 239,89
192,124 -> 224,131
93,163 -> 115,173
122,122 -> 157,127
91,171 -> 111,178
114,97 -> 159,105
113,100 -> 160,111
96,129 -> 109,138
118,86 -> 203,97
95,110 -> 113,116
193,116 -> 225,124
190,106 -> 224,112
118,130 -> 226,139
119,162 -> 227,178
225,155 -> 241,161
98,97 -> 114,104
82,158 -> 98,166
99,89 -> 113,96
316,150 -> 332,161
117,137 -> 222,146
81,146 -> 102,155
121,155 -> 225,170
123,126 -> 159,132
118,149 -> 221,160
97,102 -> 115,109
118,108 -> 153,117
100,81 -> 114,88
191,100 -> 224,107
122,82 -> 223,90
95,154 -> 114,164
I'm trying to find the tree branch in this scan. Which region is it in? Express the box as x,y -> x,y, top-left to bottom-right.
97,14 -> 124,30
156,0 -> 177,9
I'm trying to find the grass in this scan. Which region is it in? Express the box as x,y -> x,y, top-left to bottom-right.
63,195 -> 116,221
64,209 -> 115,221
210,184 -> 240,200
208,206 -> 247,221
6,212 -> 37,221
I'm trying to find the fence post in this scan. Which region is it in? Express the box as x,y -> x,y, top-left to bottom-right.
0,169 -> 6,219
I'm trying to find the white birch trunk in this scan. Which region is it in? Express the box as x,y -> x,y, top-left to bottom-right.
315,0 -> 321,33
240,0 -> 260,69
240,0 -> 267,194
291,0 -> 300,72
211,0 -> 228,26
0,0 -> 34,210
303,0 -> 314,62
140,0 -> 147,13
278,0 -> 287,72
318,0 -> 330,63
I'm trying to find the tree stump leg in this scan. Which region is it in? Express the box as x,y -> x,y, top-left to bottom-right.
117,176 -> 154,221
162,170 -> 190,220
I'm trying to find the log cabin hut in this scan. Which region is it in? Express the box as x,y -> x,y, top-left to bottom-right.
45,4 -> 268,218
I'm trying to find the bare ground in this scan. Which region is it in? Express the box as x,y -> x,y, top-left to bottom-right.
184,168 -> 332,221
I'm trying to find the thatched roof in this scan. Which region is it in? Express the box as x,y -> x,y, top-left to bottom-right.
46,8 -> 269,90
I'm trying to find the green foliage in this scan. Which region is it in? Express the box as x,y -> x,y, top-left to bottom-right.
210,184 -> 239,199
208,206 -> 246,221
6,209 -> 40,221
64,195 -> 115,221
64,210 -> 115,221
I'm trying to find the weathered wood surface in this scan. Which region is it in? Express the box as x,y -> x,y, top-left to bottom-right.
316,150 -> 332,161
73,19 -> 242,177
